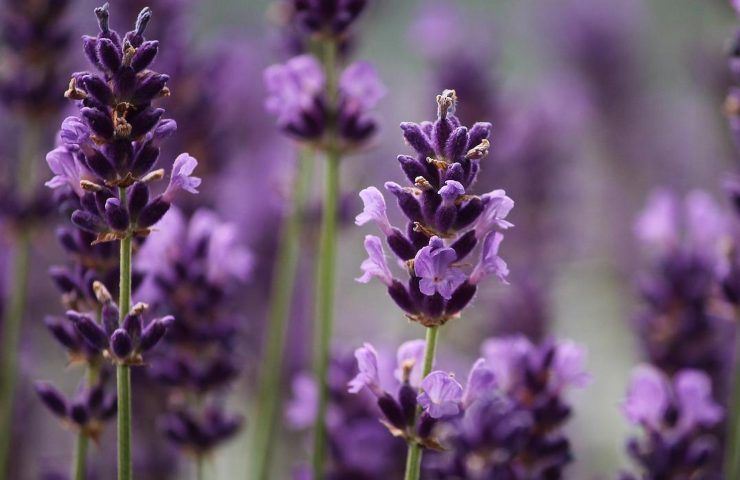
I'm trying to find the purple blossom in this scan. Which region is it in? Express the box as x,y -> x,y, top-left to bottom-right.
550,340 -> 591,392
264,54 -> 325,126
461,358 -> 495,408
347,343 -> 383,396
469,231 -> 509,285
356,235 -> 394,286
163,153 -> 201,202
44,147 -> 94,197
339,61 -> 386,111
355,186 -> 392,235
413,237 -> 466,299
474,190 -> 515,238
438,180 -> 465,204
622,364 -> 669,430
417,371 -> 463,419
393,339 -> 426,385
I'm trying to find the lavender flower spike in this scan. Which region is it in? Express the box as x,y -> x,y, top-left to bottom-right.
417,371 -> 463,419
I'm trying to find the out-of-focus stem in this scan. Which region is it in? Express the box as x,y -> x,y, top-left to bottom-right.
725,308 -> 740,478
250,148 -> 314,480
310,35 -> 342,479
117,187 -> 132,480
0,122 -> 40,477
403,325 -> 440,480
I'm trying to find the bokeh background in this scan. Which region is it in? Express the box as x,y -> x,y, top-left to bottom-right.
2,0 -> 739,478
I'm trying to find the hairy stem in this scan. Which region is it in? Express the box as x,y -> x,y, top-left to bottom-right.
117,187 -> 133,480
0,122 -> 40,477
310,36 -> 342,478
250,148 -> 314,480
403,325 -> 440,480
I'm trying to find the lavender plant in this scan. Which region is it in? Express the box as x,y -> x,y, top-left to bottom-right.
136,208 -> 251,477
256,2 -> 381,477
43,4 -> 200,478
0,0 -> 75,474
354,89 -> 513,479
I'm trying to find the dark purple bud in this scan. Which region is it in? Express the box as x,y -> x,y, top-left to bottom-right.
68,311 -> 108,350
435,204 -> 457,233
388,280 -> 419,315
420,190 -> 441,225
81,107 -> 114,139
138,316 -> 172,352
94,3 -> 110,33
104,198 -> 130,231
49,266 -> 78,293
400,122 -> 434,158
136,196 -> 170,228
387,229 -> 416,261
422,293 -> 445,318
85,149 -> 116,181
132,74 -> 169,104
446,126 -> 469,161
385,183 -> 423,223
69,399 -> 89,425
35,382 -> 68,418
467,122 -> 492,150
80,192 -> 99,213
56,227 -> 79,253
378,393 -> 406,430
450,230 -> 477,260
398,384 -> 417,425
104,140 -> 133,171
71,210 -> 105,233
445,163 -> 464,184
135,7 -> 153,37
96,37 -> 121,73
123,313 -> 142,343
131,40 -> 158,72
128,182 -> 149,218
114,67 -> 137,98
83,36 -> 100,68
131,142 -> 159,177
417,412 -> 437,438
102,303 -> 119,337
398,155 -> 427,184
110,328 -> 133,359
82,75 -> 112,105
432,117 -> 453,156
44,316 -> 80,351
128,107 -> 163,139
445,282 -> 477,316
454,197 -> 483,230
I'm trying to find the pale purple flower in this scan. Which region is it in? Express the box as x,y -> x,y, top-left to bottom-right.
413,236 -> 466,299
348,343 -> 383,396
163,153 -> 201,202
355,186 -> 393,235
550,341 -> 591,392
356,235 -> 394,286
674,370 -> 723,432
417,371 -> 463,419
285,373 -> 318,429
474,189 -> 514,238
438,180 -> 465,204
206,219 -> 254,285
461,358 -> 496,408
264,54 -> 325,124
481,336 -> 532,392
393,339 -> 426,385
45,147 -> 94,197
622,364 -> 670,430
340,61 -> 386,111
634,189 -> 678,249
469,231 -> 509,285
684,190 -> 727,255
59,116 -> 91,151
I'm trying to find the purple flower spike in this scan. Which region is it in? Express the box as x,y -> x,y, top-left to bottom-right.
417,371 -> 463,419
414,237 -> 466,299
163,153 -> 201,202
356,187 -> 393,235
469,231 -> 509,285
348,343 -> 383,396
394,339 -> 426,385
356,235 -> 394,286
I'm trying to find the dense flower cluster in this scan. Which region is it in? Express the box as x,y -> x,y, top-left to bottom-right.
620,365 -> 724,479
45,3 -> 200,243
356,90 -> 513,327
136,208 -> 252,455
632,190 -> 734,400
264,54 -> 384,147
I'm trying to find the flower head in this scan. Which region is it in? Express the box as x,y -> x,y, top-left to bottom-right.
417,371 -> 463,419
414,237 -> 466,299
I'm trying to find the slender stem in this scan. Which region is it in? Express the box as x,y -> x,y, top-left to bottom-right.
117,187 -> 133,480
725,307 -> 740,477
310,35 -> 342,478
72,344 -> 100,480
196,456 -> 204,480
250,149 -> 314,480
403,326 -> 440,480
0,122 -> 40,477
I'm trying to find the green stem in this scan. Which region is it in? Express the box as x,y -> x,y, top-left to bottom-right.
310,35 -> 342,479
250,148 -> 314,480
196,456 -> 204,480
725,308 -> 740,477
403,326 -> 440,480
117,187 -> 133,480
0,122 -> 40,477
73,347 -> 100,480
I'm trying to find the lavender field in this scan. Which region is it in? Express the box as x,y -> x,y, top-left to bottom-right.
1,0 -> 739,479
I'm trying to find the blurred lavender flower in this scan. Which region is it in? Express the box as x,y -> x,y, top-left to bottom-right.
136,208 -> 251,456
355,90 -> 512,327
264,54 -> 384,146
621,365 -> 724,479
632,190 -> 735,401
